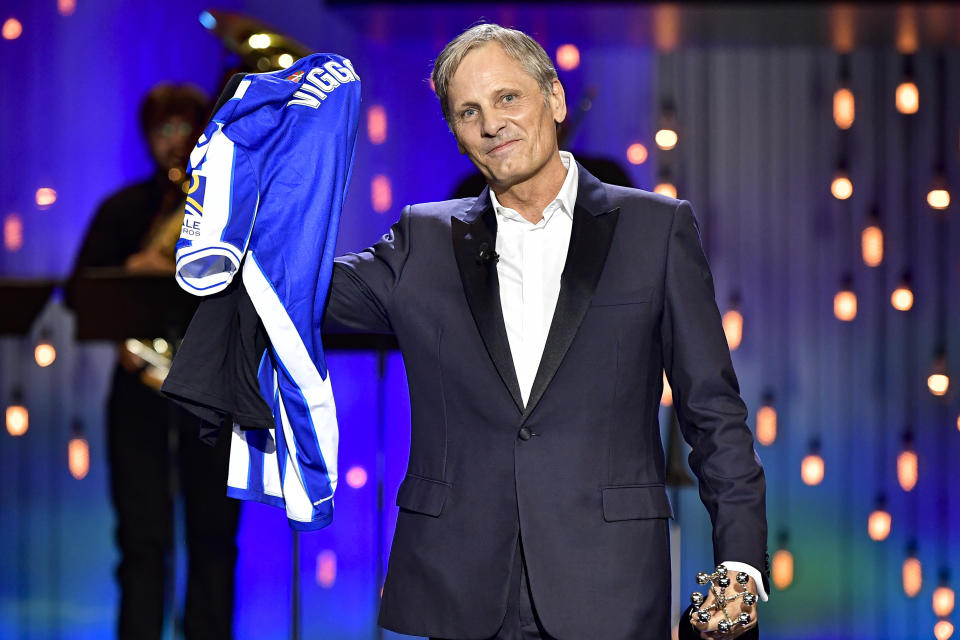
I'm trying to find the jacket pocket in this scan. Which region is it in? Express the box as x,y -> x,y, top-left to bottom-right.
591,285 -> 655,307
601,484 -> 674,521
396,474 -> 451,517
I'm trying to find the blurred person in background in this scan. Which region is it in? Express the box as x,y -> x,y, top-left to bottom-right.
70,83 -> 240,640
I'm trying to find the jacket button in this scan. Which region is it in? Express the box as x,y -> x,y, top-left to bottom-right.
518,427 -> 532,441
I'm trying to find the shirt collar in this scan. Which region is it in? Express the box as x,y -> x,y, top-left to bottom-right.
490,151 -> 578,225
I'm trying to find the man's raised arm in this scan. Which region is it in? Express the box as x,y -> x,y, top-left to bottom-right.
323,207 -> 412,335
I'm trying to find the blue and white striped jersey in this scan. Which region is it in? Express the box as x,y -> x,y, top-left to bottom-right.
174,53 -> 361,530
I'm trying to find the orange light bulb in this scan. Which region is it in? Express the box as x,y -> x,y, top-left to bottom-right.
801,453 -> 825,486
371,175 -> 392,213
834,289 -> 857,321
935,619 -> 955,640
367,105 -> 387,145
891,286 -> 914,311
756,405 -> 777,446
655,128 -> 678,150
833,88 -> 855,129
934,586 -> 956,617
34,341 -> 56,367
868,509 -> 892,541
897,449 -> 918,491
654,182 -> 677,199
896,81 -> 919,114
722,309 -> 743,351
772,549 -> 794,590
903,556 -> 922,597
68,436 -> 89,480
555,44 -> 580,71
861,225 -> 883,267
626,143 -> 648,165
6,404 -> 28,436
831,174 -> 853,200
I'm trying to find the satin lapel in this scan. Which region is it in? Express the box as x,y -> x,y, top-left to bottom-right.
522,169 -> 620,422
452,192 -> 525,414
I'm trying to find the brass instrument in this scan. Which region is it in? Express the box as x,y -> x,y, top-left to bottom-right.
122,11 -> 312,390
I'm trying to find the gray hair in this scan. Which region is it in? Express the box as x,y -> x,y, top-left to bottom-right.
431,23 -> 558,128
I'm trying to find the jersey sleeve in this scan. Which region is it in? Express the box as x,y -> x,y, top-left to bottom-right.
174,117 -> 259,296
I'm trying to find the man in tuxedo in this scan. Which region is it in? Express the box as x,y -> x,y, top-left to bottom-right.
324,23 -> 767,639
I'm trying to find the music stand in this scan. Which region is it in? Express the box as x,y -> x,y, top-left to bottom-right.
69,268 -> 198,341
0,279 -> 58,335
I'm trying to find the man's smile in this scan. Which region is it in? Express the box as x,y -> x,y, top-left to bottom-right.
488,139 -> 519,155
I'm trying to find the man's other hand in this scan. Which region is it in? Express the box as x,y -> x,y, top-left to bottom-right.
689,574 -> 758,639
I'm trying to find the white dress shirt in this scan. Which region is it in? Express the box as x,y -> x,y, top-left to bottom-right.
490,150 -> 578,407
490,151 -> 767,601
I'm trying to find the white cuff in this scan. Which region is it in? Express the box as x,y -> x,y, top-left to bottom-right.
721,560 -> 769,602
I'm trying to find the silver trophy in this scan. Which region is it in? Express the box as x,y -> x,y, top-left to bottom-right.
689,565 -> 757,633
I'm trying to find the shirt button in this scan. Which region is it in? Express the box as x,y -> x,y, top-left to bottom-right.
518,427 -> 532,441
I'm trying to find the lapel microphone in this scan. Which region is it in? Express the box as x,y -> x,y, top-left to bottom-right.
475,242 -> 499,266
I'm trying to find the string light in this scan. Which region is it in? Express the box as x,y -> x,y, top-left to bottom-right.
722,292 -> 743,351
896,80 -> 919,114
626,143 -> 648,165
928,189 -> 951,210
6,391 -> 28,437
653,181 -> 677,199
68,420 -> 89,480
903,544 -> 923,597
756,392 -> 776,446
555,44 -> 580,71
867,496 -> 892,541
831,168 -> 853,200
897,432 -> 918,492
833,88 -> 855,130
833,275 -> 857,322
861,210 -> 883,267
371,175 -> 392,213
35,187 -> 57,209
801,439 -> 825,486
891,272 -> 914,311
927,170 -> 951,210
661,371 -> 673,407
655,101 -> 678,151
34,335 -> 56,368
772,532 -> 793,591
935,620 -> 955,640
367,105 -> 387,145
896,55 -> 919,114
316,550 -> 336,588
2,18 -> 22,40
655,128 -> 678,151
927,350 -> 950,397
934,582 -> 956,618
345,466 -> 367,489
4,213 -> 23,252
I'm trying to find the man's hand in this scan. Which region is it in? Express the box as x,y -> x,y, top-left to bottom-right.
689,571 -> 758,639
125,248 -> 175,274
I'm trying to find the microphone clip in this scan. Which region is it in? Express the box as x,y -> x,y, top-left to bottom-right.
475,242 -> 499,266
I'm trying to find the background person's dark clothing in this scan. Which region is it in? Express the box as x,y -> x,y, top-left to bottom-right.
72,174 -> 179,271
108,365 -> 239,640
73,175 -> 240,640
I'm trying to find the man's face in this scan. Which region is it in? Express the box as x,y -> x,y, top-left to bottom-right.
147,115 -> 197,173
446,43 -> 566,191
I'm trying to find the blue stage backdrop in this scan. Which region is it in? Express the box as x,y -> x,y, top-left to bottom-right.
1,2 -> 959,640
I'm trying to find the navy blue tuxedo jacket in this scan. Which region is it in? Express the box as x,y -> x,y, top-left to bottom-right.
324,163 -> 768,639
